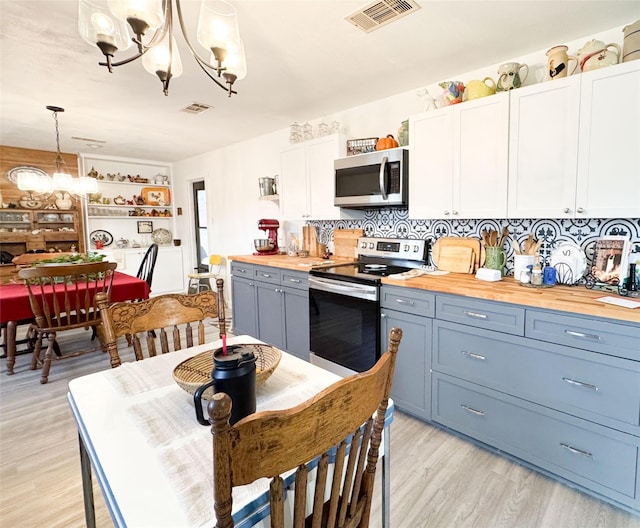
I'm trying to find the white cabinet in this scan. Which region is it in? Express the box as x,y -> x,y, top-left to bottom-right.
280,134 -> 360,220
79,153 -> 176,247
576,61 -> 640,218
100,246 -> 184,295
409,92 -> 509,219
508,60 -> 640,218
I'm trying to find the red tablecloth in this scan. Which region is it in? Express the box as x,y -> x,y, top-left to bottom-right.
0,272 -> 150,324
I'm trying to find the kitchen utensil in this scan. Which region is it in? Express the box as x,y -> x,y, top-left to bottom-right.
258,177 -> 275,197
193,345 -> 257,426
511,239 -> 521,255
549,241 -> 587,284
497,226 -> 509,247
546,45 -> 578,80
432,237 -> 484,272
437,246 -> 475,273
254,238 -> 275,252
496,62 -> 528,91
332,228 -> 363,258
255,219 -> 280,255
484,246 -> 507,276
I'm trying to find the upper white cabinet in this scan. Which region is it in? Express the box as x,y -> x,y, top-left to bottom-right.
280,134 -> 362,221
576,61 -> 640,218
409,92 -> 509,219
508,60 -> 640,218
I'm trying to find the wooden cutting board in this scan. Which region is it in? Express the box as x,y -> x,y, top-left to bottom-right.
437,246 -> 475,273
333,229 -> 363,258
432,237 -> 484,272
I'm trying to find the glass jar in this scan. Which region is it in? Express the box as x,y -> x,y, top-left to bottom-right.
531,266 -> 543,286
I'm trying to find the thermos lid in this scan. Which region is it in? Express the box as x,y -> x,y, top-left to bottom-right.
213,345 -> 256,370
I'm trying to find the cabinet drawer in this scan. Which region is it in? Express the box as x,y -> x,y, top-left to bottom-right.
526,309 -> 640,361
433,320 -> 640,431
281,270 -> 308,290
381,285 -> 435,317
432,374 -> 640,503
253,266 -> 281,285
436,294 -> 524,335
231,262 -> 254,278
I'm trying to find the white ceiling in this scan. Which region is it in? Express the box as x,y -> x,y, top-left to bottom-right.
1,0 -> 639,163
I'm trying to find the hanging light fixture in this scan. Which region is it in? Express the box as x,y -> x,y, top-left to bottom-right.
78,0 -> 247,96
17,106 -> 98,198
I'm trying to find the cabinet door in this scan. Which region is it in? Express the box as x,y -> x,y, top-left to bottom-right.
381,308 -> 432,421
307,136 -> 344,220
283,286 -> 309,361
408,109 -> 454,219
255,282 -> 285,349
280,145 -> 309,220
576,61 -> 640,218
454,93 -> 509,218
508,76 -> 581,218
231,277 -> 257,337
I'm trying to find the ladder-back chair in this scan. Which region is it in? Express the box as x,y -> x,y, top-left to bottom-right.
18,261 -> 117,384
96,280 -> 226,368
209,327 -> 402,528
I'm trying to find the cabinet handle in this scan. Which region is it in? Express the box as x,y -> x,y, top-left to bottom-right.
444,210 -> 450,216
564,208 -> 571,214
395,298 -> 415,306
288,278 -> 301,283
463,311 -> 487,319
261,273 -> 272,278
452,210 -> 458,216
560,443 -> 593,459
562,377 -> 599,391
462,350 -> 486,361
381,313 -> 387,318
564,330 -> 601,341
237,268 -> 247,273
576,207 -> 584,214
461,405 -> 485,416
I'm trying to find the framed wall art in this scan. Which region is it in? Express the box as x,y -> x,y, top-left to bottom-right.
137,220 -> 153,234
589,235 -> 630,286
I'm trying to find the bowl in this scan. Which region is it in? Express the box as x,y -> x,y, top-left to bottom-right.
254,238 -> 275,252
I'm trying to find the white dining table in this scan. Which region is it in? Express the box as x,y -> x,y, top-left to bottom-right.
68,335 -> 393,528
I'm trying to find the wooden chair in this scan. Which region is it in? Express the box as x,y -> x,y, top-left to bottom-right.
18,261 -> 117,384
96,279 -> 226,368
136,243 -> 158,289
208,327 -> 402,528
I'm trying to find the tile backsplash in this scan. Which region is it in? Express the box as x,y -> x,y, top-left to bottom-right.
309,209 -> 640,276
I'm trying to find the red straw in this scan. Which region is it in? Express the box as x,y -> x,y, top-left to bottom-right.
222,334 -> 227,356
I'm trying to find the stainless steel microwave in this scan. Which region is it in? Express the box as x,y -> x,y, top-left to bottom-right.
334,148 -> 408,208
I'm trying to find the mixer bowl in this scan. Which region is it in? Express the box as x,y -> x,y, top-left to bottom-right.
254,238 -> 275,252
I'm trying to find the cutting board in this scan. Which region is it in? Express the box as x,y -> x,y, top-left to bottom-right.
302,226 -> 318,256
333,229 -> 363,258
432,237 -> 483,273
437,246 -> 475,273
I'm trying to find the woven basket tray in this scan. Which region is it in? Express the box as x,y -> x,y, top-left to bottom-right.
172,343 -> 282,399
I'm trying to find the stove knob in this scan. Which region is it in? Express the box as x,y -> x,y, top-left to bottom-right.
403,244 -> 409,252
413,245 -> 420,252
360,242 -> 367,249
368,242 -> 374,249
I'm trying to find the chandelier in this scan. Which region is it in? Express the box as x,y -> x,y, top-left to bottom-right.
17,106 -> 98,197
78,0 -> 247,96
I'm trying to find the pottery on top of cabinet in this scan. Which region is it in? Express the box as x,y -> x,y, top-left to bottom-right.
467,77 -> 496,100
438,81 -> 465,105
546,45 -> 578,80
496,62 -> 528,91
577,39 -> 621,72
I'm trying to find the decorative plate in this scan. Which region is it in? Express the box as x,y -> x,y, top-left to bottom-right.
89,229 -> 113,247
151,228 -> 172,245
549,241 -> 587,285
141,187 -> 171,206
7,165 -> 46,184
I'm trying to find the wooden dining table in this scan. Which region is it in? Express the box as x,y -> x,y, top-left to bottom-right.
67,335 -> 394,528
0,271 -> 150,374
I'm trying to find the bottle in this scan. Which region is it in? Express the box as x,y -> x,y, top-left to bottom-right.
629,263 -> 638,292
531,263 -> 543,286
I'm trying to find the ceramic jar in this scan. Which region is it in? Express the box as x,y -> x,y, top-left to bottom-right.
438,81 -> 465,106
496,62 -> 528,91
622,19 -> 640,63
577,39 -> 621,72
55,192 -> 73,210
466,77 -> 496,100
484,246 -> 507,276
546,45 -> 578,80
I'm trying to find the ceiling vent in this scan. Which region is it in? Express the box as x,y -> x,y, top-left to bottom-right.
181,102 -> 212,115
345,0 -> 420,33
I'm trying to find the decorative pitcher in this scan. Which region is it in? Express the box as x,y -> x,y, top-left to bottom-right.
466,77 -> 496,100
496,62 -> 528,91
438,81 -> 465,106
55,192 -> 73,210
577,39 -> 621,72
546,45 -> 578,80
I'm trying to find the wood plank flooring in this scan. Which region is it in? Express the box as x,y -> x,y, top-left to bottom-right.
1,325 -> 639,527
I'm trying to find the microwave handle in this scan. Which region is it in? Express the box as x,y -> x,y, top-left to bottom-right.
379,156 -> 388,200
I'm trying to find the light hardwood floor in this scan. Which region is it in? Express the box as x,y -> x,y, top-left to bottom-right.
1,325 -> 639,528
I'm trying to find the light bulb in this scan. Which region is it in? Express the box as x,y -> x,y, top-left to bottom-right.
142,34 -> 183,78
197,0 -> 240,52
78,0 -> 131,51
223,38 -> 247,81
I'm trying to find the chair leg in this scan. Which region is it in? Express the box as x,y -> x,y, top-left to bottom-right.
40,332 -> 57,384
30,328 -> 42,370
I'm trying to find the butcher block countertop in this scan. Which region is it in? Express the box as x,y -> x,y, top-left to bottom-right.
229,255 -> 639,325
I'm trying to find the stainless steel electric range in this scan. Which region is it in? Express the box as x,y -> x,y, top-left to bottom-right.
309,237 -> 428,377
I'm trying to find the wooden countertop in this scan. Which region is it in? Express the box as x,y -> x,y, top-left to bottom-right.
229,255 -> 639,325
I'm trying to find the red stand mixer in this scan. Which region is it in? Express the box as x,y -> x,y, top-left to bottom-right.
253,219 -> 280,255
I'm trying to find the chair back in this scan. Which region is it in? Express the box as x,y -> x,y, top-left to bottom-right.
136,244 -> 158,288
97,279 -> 226,368
18,261 -> 117,332
209,327 -> 402,528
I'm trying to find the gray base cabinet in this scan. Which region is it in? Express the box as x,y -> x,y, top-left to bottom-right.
430,293 -> 640,513
231,262 -> 309,361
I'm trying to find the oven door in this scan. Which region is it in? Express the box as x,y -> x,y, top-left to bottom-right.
308,276 -> 380,375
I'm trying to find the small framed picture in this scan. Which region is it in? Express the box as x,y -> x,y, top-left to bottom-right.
137,221 -> 153,234
590,235 -> 630,286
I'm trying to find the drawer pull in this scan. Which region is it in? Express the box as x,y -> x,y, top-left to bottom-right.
395,299 -> 415,306
461,405 -> 485,416
562,377 -> 599,391
462,350 -> 486,361
261,273 -> 272,278
237,269 -> 247,273
288,278 -> 301,283
560,443 -> 594,459
464,311 -> 487,319
564,330 -> 602,341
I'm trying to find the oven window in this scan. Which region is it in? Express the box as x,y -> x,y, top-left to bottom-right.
309,288 -> 380,372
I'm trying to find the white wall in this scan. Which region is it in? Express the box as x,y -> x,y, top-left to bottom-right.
173,25 -> 627,289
